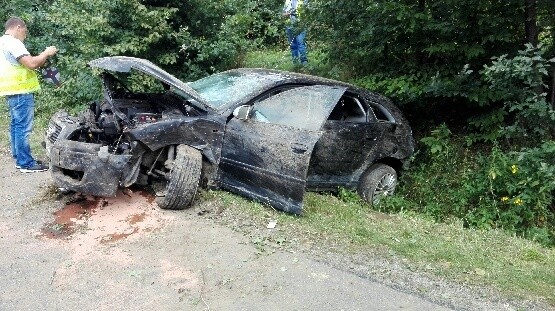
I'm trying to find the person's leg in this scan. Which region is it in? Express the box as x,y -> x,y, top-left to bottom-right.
7,93 -> 36,168
286,27 -> 300,63
296,30 -> 308,65
8,98 -> 17,160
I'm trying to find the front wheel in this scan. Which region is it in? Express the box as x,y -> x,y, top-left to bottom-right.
154,144 -> 202,210
357,164 -> 397,206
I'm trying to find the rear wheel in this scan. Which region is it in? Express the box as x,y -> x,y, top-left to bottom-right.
357,163 -> 397,206
154,144 -> 202,210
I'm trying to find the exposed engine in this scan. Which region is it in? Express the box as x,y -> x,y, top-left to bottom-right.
55,72 -> 205,156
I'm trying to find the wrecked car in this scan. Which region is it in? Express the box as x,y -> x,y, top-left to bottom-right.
44,56 -> 415,214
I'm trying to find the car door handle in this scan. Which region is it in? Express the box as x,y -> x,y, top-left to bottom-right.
291,142 -> 309,154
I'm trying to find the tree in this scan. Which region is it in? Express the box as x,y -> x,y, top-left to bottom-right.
525,0 -> 539,46
7,0 -> 283,111
308,0 -> 554,144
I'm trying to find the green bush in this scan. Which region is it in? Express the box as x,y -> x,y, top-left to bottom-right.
379,123 -> 555,246
472,143 -> 555,244
477,44 -> 555,146
4,0 -> 287,112
379,125 -> 475,221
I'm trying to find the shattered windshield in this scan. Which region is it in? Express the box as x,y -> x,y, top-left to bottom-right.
189,71 -> 284,110
251,85 -> 346,131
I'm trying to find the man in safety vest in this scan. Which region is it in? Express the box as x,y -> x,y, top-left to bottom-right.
1,17 -> 57,172
283,0 -> 308,65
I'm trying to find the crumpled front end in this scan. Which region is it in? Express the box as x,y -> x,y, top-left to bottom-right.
45,110 -> 136,197
49,141 -> 132,197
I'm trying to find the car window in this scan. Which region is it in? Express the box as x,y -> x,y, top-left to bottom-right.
251,85 -> 346,131
189,71 -> 284,110
370,103 -> 396,123
327,94 -> 369,122
251,84 -> 303,103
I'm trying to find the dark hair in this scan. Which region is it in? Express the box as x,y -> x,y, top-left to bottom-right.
5,17 -> 26,31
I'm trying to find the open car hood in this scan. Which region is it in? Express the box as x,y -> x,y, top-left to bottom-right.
88,56 -> 214,112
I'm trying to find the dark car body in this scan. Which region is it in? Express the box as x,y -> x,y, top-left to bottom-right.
45,56 -> 414,214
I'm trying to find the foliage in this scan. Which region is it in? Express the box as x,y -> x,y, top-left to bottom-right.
419,123 -> 451,154
306,0 -> 546,104
352,73 -> 428,104
382,124 -> 555,246
430,45 -> 555,146
383,43 -> 555,246
168,0 -> 284,78
479,44 -> 555,145
3,0 -> 286,110
472,142 -> 555,245
379,128 -> 476,225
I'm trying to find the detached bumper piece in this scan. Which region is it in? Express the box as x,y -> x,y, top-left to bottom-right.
49,140 -> 132,197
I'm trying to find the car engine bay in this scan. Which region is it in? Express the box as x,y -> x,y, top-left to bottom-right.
54,72 -> 206,155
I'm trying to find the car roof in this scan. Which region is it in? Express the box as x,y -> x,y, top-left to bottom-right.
223,68 -> 353,87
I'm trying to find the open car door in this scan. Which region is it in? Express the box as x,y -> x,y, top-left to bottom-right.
219,85 -> 347,214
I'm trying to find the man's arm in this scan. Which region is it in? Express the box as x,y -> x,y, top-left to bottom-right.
18,46 -> 58,70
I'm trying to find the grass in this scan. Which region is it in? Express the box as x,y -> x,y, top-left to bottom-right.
230,49 -> 555,304
240,46 -> 346,80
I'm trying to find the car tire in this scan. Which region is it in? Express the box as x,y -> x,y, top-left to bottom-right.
357,163 -> 397,206
156,144 -> 202,210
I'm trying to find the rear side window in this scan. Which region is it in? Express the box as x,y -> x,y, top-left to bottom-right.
328,94 -> 368,122
369,104 -> 396,123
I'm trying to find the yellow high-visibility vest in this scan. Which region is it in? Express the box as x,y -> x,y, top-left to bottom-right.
0,56 -> 40,96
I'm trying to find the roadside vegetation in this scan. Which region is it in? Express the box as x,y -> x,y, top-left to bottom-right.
1,0 -> 554,305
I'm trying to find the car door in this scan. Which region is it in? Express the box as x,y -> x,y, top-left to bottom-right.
218,85 -> 347,214
307,96 -> 396,188
309,122 -> 390,183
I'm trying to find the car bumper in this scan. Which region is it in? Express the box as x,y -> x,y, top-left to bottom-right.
49,140 -> 132,197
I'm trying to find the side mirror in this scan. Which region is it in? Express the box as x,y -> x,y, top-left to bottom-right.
233,105 -> 252,120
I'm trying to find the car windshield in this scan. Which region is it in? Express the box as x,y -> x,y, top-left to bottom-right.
189,71 -> 284,111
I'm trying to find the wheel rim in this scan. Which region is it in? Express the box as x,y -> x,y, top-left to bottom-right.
372,173 -> 396,204
151,179 -> 168,197
150,158 -> 172,197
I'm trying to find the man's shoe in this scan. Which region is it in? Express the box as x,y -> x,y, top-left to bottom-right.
20,162 -> 49,173
16,160 -> 44,170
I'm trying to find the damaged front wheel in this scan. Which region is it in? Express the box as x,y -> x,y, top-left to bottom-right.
154,144 -> 202,210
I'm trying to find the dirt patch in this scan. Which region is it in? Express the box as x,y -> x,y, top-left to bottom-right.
37,189 -> 174,263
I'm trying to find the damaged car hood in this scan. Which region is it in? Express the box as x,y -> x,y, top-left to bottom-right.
88,56 -> 214,112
